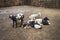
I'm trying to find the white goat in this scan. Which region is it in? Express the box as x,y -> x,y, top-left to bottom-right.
29,12 -> 41,20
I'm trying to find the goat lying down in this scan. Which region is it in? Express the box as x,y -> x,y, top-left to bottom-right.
26,19 -> 42,29
9,13 -> 24,28
34,17 -> 50,29
29,12 -> 41,20
35,17 -> 50,25
23,17 -> 50,29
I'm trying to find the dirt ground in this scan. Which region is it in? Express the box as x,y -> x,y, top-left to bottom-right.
0,6 -> 60,40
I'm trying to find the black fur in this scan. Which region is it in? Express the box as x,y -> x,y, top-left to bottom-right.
42,17 -> 49,25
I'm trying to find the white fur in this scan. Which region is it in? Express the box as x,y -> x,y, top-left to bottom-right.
27,19 -> 34,24
16,14 -> 21,19
34,18 -> 42,29
29,12 -> 41,20
48,21 -> 51,24
34,24 -> 42,29
35,19 -> 42,25
19,13 -> 24,16
16,13 -> 24,19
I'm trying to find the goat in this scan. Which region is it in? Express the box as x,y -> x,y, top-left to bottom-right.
26,19 -> 42,29
29,12 -> 41,20
34,19 -> 42,29
27,19 -> 35,27
27,17 -> 50,29
42,17 -> 50,25
35,17 -> 50,25
23,19 -> 42,29
22,19 -> 35,29
35,19 -> 42,25
9,14 -> 24,28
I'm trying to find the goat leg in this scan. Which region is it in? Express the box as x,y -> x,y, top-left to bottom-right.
20,20 -> 23,27
20,20 -> 22,27
16,21 -> 18,28
13,21 -> 14,28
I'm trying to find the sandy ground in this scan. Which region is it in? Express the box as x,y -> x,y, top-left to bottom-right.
0,6 -> 60,40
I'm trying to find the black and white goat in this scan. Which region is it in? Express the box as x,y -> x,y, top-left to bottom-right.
42,17 -> 50,25
23,19 -> 42,29
9,13 -> 24,28
23,17 -> 50,29
22,19 -> 35,29
35,17 -> 50,25
34,17 -> 50,29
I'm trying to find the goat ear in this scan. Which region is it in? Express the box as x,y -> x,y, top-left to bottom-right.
9,15 -> 12,18
44,17 -> 49,20
47,17 -> 49,20
23,15 -> 24,18
48,19 -> 49,20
